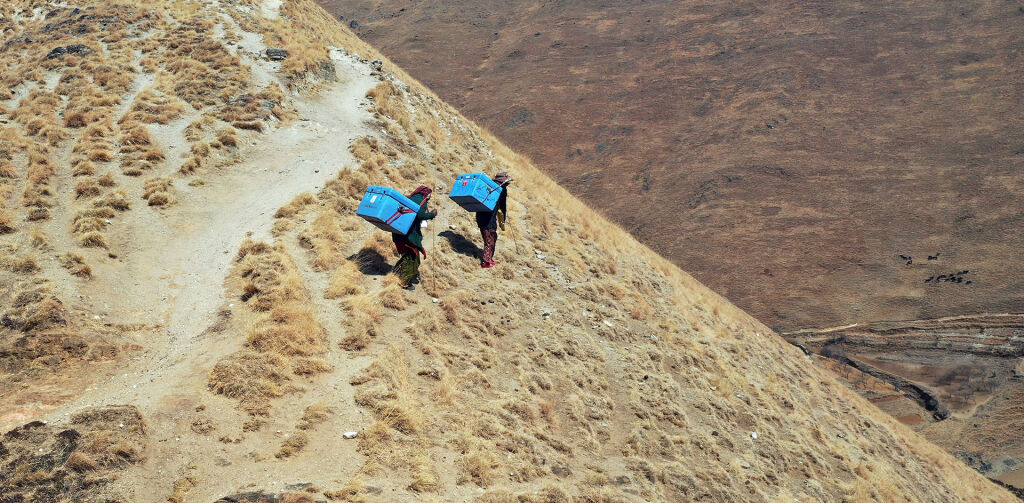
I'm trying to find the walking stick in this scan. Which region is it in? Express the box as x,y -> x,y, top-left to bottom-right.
429,217 -> 437,294
507,216 -> 521,255
500,179 -> 521,255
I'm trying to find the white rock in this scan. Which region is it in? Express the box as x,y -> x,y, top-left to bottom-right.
343,431 -> 358,439
751,432 -> 758,439
432,298 -> 439,303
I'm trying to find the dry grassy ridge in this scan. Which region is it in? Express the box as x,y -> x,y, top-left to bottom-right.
319,0 -> 1024,332
0,0 -> 1017,502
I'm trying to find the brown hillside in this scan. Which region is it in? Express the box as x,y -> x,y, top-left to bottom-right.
317,0 -> 1024,330
0,0 -> 1016,501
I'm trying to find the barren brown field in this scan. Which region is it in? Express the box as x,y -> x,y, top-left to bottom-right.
0,0 -> 1019,501
317,0 -> 1024,331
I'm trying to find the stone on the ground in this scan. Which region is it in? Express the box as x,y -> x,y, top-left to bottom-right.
46,44 -> 91,59
265,48 -> 289,61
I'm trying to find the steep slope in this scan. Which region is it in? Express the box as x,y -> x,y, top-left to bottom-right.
317,0 -> 1024,331
0,1 -> 1016,502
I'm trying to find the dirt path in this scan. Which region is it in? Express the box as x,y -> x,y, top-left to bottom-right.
31,48 -> 379,475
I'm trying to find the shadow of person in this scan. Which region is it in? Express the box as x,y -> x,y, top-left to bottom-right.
439,230 -> 481,259
349,247 -> 391,275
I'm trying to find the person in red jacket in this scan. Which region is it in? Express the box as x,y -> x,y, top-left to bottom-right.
475,173 -> 510,268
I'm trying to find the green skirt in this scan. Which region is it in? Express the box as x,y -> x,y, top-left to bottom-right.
393,251 -> 420,286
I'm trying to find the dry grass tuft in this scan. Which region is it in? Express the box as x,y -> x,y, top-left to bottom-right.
60,252 -> 92,278
0,161 -> 17,180
98,172 -> 116,187
275,192 -> 316,219
94,190 -> 131,211
142,177 -> 175,207
378,277 -> 407,311
247,303 -> 323,356
77,231 -> 108,249
119,125 -> 152,149
120,88 -> 185,125
73,160 -> 96,177
340,294 -> 382,351
326,261 -> 363,298
354,346 -> 424,435
457,445 -> 499,487
217,127 -> 238,147
75,179 -> 102,199
88,148 -> 114,163
276,432 -> 309,458
209,352 -> 289,415
167,476 -> 198,503
0,211 -> 15,234
366,81 -> 412,136
408,452 -> 440,493
2,288 -> 67,332
297,402 -> 331,430
1,254 -> 40,274
293,357 -> 331,375
211,241 -> 328,414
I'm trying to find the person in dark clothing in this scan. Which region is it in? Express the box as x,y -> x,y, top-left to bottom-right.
392,185 -> 437,289
476,172 -> 510,268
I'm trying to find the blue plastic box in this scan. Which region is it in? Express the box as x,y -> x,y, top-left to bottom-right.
356,186 -> 421,234
449,173 -> 501,212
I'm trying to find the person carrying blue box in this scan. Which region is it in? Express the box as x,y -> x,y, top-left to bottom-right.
391,185 -> 437,289
476,172 -> 510,268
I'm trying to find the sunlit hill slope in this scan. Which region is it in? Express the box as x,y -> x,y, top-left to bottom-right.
0,1 -> 1016,501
